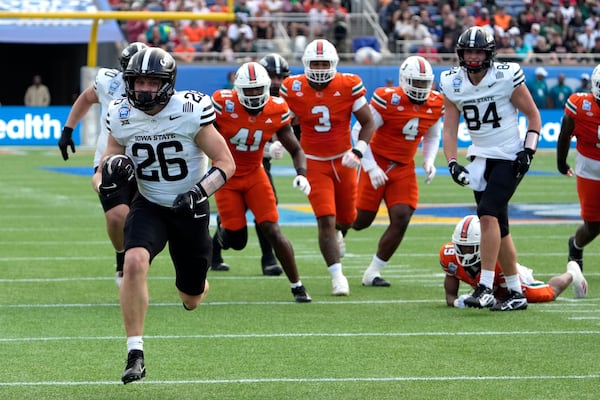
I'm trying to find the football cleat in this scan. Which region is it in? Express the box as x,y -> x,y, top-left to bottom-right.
567,261 -> 588,298
332,275 -> 350,296
211,262 -> 230,271
262,264 -> 283,276
122,350 -> 145,384
292,285 -> 312,303
490,290 -> 528,311
464,284 -> 495,308
362,274 -> 391,287
568,236 -> 583,270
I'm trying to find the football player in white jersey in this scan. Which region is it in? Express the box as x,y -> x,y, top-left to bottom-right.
96,47 -> 235,384
58,42 -> 146,287
439,26 -> 542,311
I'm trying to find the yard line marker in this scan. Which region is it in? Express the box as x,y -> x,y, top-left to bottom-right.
1,374 -> 599,386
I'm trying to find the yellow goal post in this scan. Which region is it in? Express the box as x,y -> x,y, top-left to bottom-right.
0,2 -> 236,67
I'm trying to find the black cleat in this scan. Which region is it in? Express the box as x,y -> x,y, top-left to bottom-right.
568,236 -> 583,271
262,264 -> 283,276
292,286 -> 312,303
490,290 -> 528,311
211,262 -> 230,271
464,284 -> 495,308
363,276 -> 391,287
122,350 -> 145,384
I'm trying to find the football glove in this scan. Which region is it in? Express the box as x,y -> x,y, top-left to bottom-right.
172,185 -> 207,217
514,149 -> 534,179
453,293 -> 471,309
267,140 -> 284,160
58,126 -> 76,161
293,175 -> 311,195
448,160 -> 469,186
366,166 -> 388,189
99,154 -> 135,196
423,162 -> 436,185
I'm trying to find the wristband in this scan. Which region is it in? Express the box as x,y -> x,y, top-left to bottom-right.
196,166 -> 227,198
524,129 -> 540,153
295,167 -> 307,176
352,140 -> 368,159
447,158 -> 457,166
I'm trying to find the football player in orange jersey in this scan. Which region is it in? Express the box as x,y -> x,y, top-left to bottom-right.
350,56 -> 444,287
211,62 -> 312,303
211,53 -> 292,276
280,39 -> 375,296
557,64 -> 600,276
442,216 -> 587,308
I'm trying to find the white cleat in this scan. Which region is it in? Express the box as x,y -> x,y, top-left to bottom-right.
567,261 -> 588,298
336,231 -> 346,258
332,275 -> 350,296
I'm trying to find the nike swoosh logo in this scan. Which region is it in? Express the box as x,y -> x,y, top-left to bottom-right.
193,213 -> 207,219
169,115 -> 182,120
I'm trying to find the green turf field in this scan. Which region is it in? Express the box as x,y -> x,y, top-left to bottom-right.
0,147 -> 597,399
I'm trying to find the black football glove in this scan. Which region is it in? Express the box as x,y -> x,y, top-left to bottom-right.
99,155 -> 135,196
172,185 -> 208,218
514,149 -> 534,179
448,160 -> 470,186
58,127 -> 76,161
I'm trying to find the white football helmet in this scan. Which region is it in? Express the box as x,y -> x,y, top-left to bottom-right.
591,64 -> 600,101
234,62 -> 271,110
452,215 -> 481,267
302,39 -> 339,84
399,56 -> 434,103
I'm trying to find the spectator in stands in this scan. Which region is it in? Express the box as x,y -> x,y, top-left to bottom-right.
440,10 -> 462,46
398,14 -> 431,44
124,1 -> 148,43
308,0 -> 332,39
577,24 -> 597,51
252,3 -> 274,41
514,33 -> 533,64
416,36 -> 440,63
392,8 -> 414,42
474,7 -> 491,28
527,67 -> 550,109
542,12 -> 564,38
524,23 -> 541,48
265,0 -> 284,13
24,74 -> 50,106
575,73 -> 591,92
227,15 -> 254,52
234,0 -> 252,21
146,21 -> 171,50
532,35 -> 558,64
288,0 -> 310,39
591,36 -> 600,62
210,0 -> 229,12
559,0 -> 576,25
493,6 -> 513,32
172,34 -> 197,63
496,33 -> 517,62
549,73 -> 573,109
568,8 -> 586,33
418,8 -> 441,42
438,33 -> 457,62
